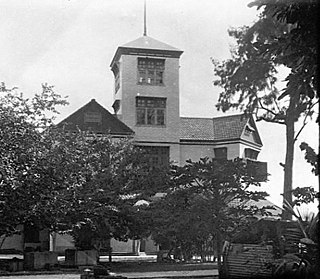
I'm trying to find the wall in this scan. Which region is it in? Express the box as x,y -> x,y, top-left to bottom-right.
119,55 -> 181,144
180,142 -> 242,164
0,228 -> 23,252
111,239 -> 135,254
180,143 -> 215,165
51,233 -> 74,253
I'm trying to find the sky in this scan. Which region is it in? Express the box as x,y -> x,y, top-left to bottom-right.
1,0 -> 318,213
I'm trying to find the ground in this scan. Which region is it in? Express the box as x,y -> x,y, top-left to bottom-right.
0,269 -> 218,279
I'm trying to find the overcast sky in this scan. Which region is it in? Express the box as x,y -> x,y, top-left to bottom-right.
1,0 -> 318,212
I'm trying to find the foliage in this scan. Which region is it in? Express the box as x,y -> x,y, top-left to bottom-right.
51,130 -> 168,249
146,158 -> 270,267
300,142 -> 319,176
213,0 -> 318,116
276,139 -> 319,278
0,83 -> 166,250
212,0 -> 318,218
0,83 -> 68,238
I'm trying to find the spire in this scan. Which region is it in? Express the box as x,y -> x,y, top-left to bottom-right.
143,0 -> 147,36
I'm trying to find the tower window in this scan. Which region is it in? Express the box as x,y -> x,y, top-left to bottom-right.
112,63 -> 120,93
138,58 -> 164,85
115,73 -> 120,93
136,97 -> 166,126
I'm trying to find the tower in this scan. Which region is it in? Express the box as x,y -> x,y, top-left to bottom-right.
110,22 -> 183,163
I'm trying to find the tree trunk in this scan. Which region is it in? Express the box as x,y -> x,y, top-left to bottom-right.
282,94 -> 298,220
108,238 -> 112,263
216,230 -> 222,271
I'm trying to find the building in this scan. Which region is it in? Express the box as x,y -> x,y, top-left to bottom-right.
0,29 -> 269,256
51,33 -> 267,255
60,34 -> 264,166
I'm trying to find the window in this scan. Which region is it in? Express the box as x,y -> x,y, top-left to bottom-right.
138,58 -> 165,85
84,112 -> 102,124
140,146 -> 169,167
136,97 -> 166,126
112,100 -> 120,114
244,148 -> 259,160
115,73 -> 120,93
214,147 -> 228,159
244,124 -> 255,136
113,64 -> 120,93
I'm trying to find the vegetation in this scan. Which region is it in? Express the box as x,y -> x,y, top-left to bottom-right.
212,0 -> 318,219
0,83 -> 165,251
0,83 -> 68,240
145,158 -> 270,270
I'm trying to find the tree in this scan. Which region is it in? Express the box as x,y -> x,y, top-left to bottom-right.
147,158 -> 270,269
0,83 -> 164,251
212,0 -> 318,219
51,130 -> 167,250
275,142 -> 319,278
0,83 -> 68,240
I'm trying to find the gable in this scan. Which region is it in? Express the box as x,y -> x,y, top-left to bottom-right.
212,114 -> 249,141
240,117 -> 263,146
58,99 -> 134,136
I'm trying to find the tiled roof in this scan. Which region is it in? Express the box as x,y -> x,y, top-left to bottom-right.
212,114 -> 249,141
229,198 -> 282,219
180,114 -> 249,141
58,99 -> 134,136
246,199 -> 282,219
180,117 -> 215,140
122,35 -> 181,52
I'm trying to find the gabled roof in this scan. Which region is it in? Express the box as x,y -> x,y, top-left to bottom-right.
58,99 -> 134,136
122,35 -> 181,51
212,114 -> 250,141
180,114 -> 262,145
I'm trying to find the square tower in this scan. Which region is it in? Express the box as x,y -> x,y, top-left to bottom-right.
110,35 -> 183,163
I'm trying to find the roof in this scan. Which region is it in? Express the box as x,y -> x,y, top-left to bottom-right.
229,198 -> 282,220
122,35 -> 181,51
180,114 -> 262,145
212,114 -> 249,141
110,35 -> 183,68
58,99 -> 134,136
180,117 -> 215,140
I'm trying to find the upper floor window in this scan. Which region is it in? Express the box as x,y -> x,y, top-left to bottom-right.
244,124 -> 255,137
136,97 -> 166,126
138,58 -> 165,85
115,73 -> 120,93
214,147 -> 228,159
112,63 -> 120,93
244,148 -> 259,160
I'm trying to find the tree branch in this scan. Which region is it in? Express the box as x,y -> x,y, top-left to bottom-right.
258,99 -> 279,117
294,100 -> 319,142
256,115 -> 285,125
